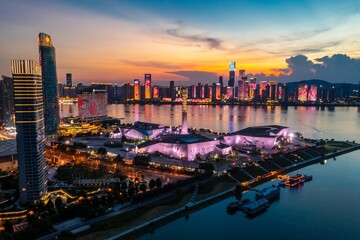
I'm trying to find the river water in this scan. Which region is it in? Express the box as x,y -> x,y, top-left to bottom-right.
60,104 -> 360,240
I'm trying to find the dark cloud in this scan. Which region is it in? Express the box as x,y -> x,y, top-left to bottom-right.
250,54 -> 360,84
167,71 -> 218,85
165,25 -> 222,49
120,59 -> 180,69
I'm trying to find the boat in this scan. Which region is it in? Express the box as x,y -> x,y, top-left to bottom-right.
304,175 -> 313,182
227,199 -> 251,211
255,185 -> 280,201
283,174 -> 307,187
242,198 -> 269,215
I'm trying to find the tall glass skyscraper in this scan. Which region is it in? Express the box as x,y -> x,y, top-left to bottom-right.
228,62 -> 236,87
38,32 -> 59,135
11,60 -> 47,204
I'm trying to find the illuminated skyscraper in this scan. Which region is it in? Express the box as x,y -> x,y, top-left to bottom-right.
11,60 -> 47,204
134,79 -> 140,100
181,87 -> 188,135
238,80 -> 244,100
145,74 -> 151,99
298,83 -> 308,102
249,78 -> 256,99
38,33 -> 59,135
269,80 -> 277,100
0,75 -> 15,126
228,62 -> 236,87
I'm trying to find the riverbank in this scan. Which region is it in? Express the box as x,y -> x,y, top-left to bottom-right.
69,141 -> 360,240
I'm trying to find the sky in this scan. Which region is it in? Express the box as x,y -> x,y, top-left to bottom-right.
0,0 -> 360,85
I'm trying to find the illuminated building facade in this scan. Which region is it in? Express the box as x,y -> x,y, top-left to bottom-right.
227,86 -> 234,99
244,81 -> 249,99
228,62 -> 236,87
181,87 -> 188,134
153,85 -> 159,99
260,81 -> 267,98
308,84 -> 317,102
11,60 -> 47,204
145,74 -> 151,99
269,80 -> 277,100
248,78 -> 256,99
38,32 -> 59,135
238,80 -> 244,100
216,83 -> 221,100
298,83 -> 308,102
134,79 -> 140,100
78,88 -> 107,118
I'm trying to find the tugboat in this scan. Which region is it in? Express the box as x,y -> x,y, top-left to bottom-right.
255,185 -> 280,201
227,199 -> 251,212
242,198 -> 269,216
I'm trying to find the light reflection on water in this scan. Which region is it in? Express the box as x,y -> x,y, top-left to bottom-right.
61,104 -> 360,239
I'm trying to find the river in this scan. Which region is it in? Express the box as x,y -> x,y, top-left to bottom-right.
60,104 -> 360,240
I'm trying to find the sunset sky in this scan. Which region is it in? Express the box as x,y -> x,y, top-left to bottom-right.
1,0 -> 360,84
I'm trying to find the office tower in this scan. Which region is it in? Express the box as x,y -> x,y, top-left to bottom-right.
180,87 -> 188,135
11,60 -> 47,204
78,88 -> 107,118
190,84 -> 196,98
145,74 -> 151,99
152,86 -> 159,99
218,76 -> 223,86
169,81 -> 175,100
298,83 -> 308,102
238,80 -> 244,100
227,86 -> 234,99
0,75 -> 15,126
228,62 -> 236,87
216,83 -> 221,100
57,82 -> 64,98
269,80 -> 277,100
134,79 -> 140,100
308,85 -> 317,102
66,73 -> 72,86
249,78 -> 256,99
38,33 -> 59,136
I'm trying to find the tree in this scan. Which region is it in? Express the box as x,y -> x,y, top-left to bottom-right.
55,197 -> 63,211
4,220 -> 13,233
97,147 -> 107,156
45,200 -> 55,214
100,196 -> 107,206
92,196 -> 100,209
149,179 -> 155,190
115,154 -> 123,162
199,162 -> 214,172
155,178 -> 162,188
128,186 -> 135,197
139,183 -> 147,192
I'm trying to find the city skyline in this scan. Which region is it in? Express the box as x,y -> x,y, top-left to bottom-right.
1,0 -> 360,84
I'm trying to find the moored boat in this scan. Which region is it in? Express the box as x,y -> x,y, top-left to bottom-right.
242,198 -> 269,215
255,185 -> 280,201
227,199 -> 251,211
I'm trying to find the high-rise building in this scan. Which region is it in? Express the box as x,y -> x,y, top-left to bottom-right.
66,73 -> 72,86
249,78 -> 256,99
298,83 -> 308,102
134,79 -> 140,100
180,87 -> 188,135
152,86 -> 159,99
169,81 -> 175,100
11,60 -> 47,204
0,75 -> 15,126
78,88 -> 108,118
238,80 -> 244,100
38,32 -> 59,135
269,80 -> 277,100
145,74 -> 151,99
228,62 -> 236,87
308,84 -> 317,102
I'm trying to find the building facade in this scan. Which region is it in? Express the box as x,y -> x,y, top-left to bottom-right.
38,33 -> 59,135
11,60 -> 47,204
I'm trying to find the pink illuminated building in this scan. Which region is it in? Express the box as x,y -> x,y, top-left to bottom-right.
298,83 -> 308,102
77,89 -> 107,118
308,85 -> 317,102
223,125 -> 289,150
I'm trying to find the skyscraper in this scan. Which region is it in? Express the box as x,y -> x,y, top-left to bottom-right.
66,73 -> 72,86
38,32 -> 59,135
145,74 -> 151,99
11,60 -> 47,204
228,62 -> 236,87
180,87 -> 188,135
169,81 -> 175,101
0,75 -> 15,126
134,79 -> 140,100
